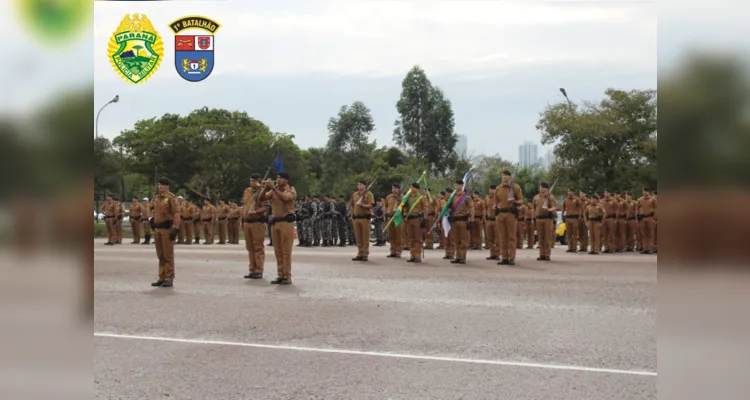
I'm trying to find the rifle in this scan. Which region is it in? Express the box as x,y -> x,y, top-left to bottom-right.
357,178 -> 377,206
542,177 -> 560,212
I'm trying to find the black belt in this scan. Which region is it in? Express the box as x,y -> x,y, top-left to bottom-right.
627,217 -> 636,220
617,216 -> 626,219
606,214 -> 616,218
131,216 -> 142,221
229,217 -> 240,220
589,216 -> 603,222
180,216 -> 189,220
496,208 -> 512,213
427,213 -> 436,217
474,216 -> 483,220
406,215 -> 421,220
638,213 -> 654,218
271,214 -> 296,224
485,217 -> 495,221
525,219 -> 532,222
104,216 -> 114,219
153,220 -> 173,229
353,215 -> 371,219
536,215 -> 552,219
451,216 -> 468,222
567,215 -> 579,219
218,217 -> 227,221
202,218 -> 212,222
193,218 -> 201,222
243,217 -> 267,223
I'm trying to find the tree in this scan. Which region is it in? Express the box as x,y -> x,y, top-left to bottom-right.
132,45 -> 143,57
94,137 -> 126,199
536,88 -> 657,195
393,66 -> 458,174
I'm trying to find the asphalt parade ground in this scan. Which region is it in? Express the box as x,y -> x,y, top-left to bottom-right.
94,238 -> 656,400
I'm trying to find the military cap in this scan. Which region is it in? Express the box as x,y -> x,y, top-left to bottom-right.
614,191 -> 620,195
250,174 -> 260,180
502,170 -> 512,176
113,197 -> 119,201
473,190 -> 479,195
158,177 -> 170,185
338,194 -> 344,198
541,182 -> 550,188
643,187 -> 650,192
358,178 -> 367,185
440,191 -> 446,195
604,189 -> 611,193
392,183 -> 400,189
455,179 -> 464,185
444,187 -> 451,193
568,188 -> 575,192
313,194 -> 320,198
528,198 -> 533,202
411,182 -> 420,189
278,172 -> 290,180
489,184 -> 497,189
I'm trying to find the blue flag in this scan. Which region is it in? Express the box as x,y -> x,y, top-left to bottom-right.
273,153 -> 284,173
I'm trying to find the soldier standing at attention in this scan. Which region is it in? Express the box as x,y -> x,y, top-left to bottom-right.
216,199 -> 229,244
613,191 -> 627,252
600,190 -> 617,253
176,196 -> 187,244
227,201 -> 240,244
577,191 -> 590,252
423,189 -> 436,250
385,184 -> 403,258
652,190 -> 658,253
191,200 -> 202,244
260,173 -> 297,284
312,195 -> 322,246
636,188 -> 657,254
150,177 -> 181,287
243,175 -> 268,279
625,192 -> 637,251
113,198 -> 124,244
201,199 -> 216,244
516,201 -> 527,250
100,196 -> 113,243
335,195 -> 348,247
562,189 -> 583,253
437,190 -> 448,250
494,170 -> 523,265
141,197 -> 153,245
532,182 -> 557,261
484,185 -> 499,260
182,199 -> 195,245
350,179 -> 375,261
470,191 -> 485,250
130,196 -> 144,244
524,199 -> 535,249
320,194 -> 335,247
585,195 -> 605,255
404,182 -> 428,263
446,179 -> 474,264
372,198 -> 385,246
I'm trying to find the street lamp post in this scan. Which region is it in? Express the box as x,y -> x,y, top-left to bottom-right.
95,95 -> 119,139
559,88 -> 573,109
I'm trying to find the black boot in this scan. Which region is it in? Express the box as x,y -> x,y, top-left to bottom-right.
142,234 -> 151,245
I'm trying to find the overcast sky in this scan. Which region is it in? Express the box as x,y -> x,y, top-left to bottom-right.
6,0 -> 658,162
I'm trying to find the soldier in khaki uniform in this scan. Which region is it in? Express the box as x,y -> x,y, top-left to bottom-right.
484,185 -> 499,260
561,189 -> 583,253
175,196 -> 187,244
423,188 -> 437,250
470,191 -> 484,250
114,198 -> 125,244
349,179 -> 375,261
129,196 -> 144,244
191,201 -> 201,244
636,188 -> 657,254
243,175 -> 268,279
446,179 -> 474,264
524,199 -> 535,249
182,199 -> 195,245
229,201 -> 241,244
385,184 -> 403,258
260,172 -> 297,284
532,182 -> 556,261
652,191 -> 658,253
436,191 -> 447,250
150,177 -> 181,287
624,192 -> 637,251
585,195 -> 605,255
516,202 -> 527,250
103,195 -> 116,245
201,199 -> 216,244
494,170 -> 523,265
614,192 -> 627,252
403,182 -> 429,263
216,200 -> 230,244
600,190 -> 617,253
577,191 -> 589,252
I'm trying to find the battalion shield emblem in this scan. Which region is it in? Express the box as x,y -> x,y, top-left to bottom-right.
169,16 -> 220,82
107,13 -> 164,84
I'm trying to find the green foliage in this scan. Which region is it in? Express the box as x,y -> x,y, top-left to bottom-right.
94,137 -> 126,199
394,65 -> 458,174
537,88 -> 657,195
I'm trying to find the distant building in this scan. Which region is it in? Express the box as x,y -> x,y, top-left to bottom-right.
543,150 -> 556,169
519,141 -> 539,168
456,134 -> 468,158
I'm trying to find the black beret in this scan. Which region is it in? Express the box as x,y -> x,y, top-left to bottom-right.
358,179 -> 367,185
113,197 -> 119,201
313,194 -> 320,198
440,191 -> 446,195
614,191 -> 620,195
502,170 -> 512,176
392,183 -> 400,189
604,189 -> 611,193
528,198 -> 533,202
473,191 -> 479,195
579,189 -> 587,193
158,177 -> 170,185
338,194 -> 344,198
278,172 -> 290,180
444,187 -> 451,192
250,175 -> 260,180
411,182 -> 420,189
489,184 -> 497,189
643,187 -> 650,192
541,182 -> 550,188
568,188 -> 575,192
455,180 -> 464,185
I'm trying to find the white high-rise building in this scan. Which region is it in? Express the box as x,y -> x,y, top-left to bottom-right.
518,141 -> 539,168
456,134 -> 468,158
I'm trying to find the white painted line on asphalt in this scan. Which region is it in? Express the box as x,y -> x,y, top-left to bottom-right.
94,332 -> 656,377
